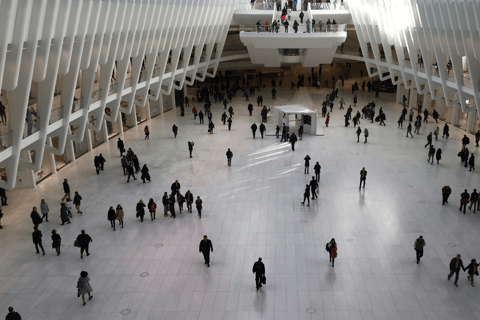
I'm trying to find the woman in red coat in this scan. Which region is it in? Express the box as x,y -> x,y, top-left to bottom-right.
325,112 -> 330,127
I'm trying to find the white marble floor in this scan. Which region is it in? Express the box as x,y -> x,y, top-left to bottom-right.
1,81 -> 480,320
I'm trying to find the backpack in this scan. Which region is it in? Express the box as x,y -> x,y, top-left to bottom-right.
150,203 -> 156,211
76,279 -> 84,289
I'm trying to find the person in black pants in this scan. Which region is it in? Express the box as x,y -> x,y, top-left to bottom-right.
252,257 -> 265,291
314,162 -> 321,181
196,196 -> 203,218
301,184 -> 310,206
32,226 -> 45,255
448,254 -> 465,287
5,307 -> 21,320
414,236 -> 425,264
304,155 -> 311,174
126,164 -> 136,183
0,187 -> 7,206
76,230 -> 92,259
310,177 -> 318,200
359,167 -> 367,189
117,138 -> 125,156
460,189 -> 470,214
199,235 -> 213,267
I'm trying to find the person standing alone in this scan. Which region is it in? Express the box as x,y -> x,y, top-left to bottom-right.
304,155 -> 311,174
188,141 -> 194,158
414,235 -> 425,264
226,148 -> 233,166
252,258 -> 265,291
359,167 -> 367,189
5,307 -> 21,320
199,235 -> 213,267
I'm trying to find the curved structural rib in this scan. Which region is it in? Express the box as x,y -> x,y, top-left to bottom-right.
0,0 -> 236,190
349,0 -> 479,114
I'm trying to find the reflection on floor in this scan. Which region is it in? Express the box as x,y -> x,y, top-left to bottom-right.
1,83 -> 480,320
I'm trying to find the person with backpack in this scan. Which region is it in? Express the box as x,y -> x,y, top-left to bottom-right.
252,257 -> 266,291
107,206 -> 116,231
148,198 -> 156,220
77,271 -> 93,305
326,238 -> 337,267
414,235 -> 426,264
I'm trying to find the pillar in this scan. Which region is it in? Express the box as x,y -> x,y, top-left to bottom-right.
16,150 -> 36,188
423,92 -> 432,113
46,137 -> 57,174
112,114 -> 123,134
437,97 -> 445,120
171,92 -> 176,110
145,99 -> 151,120
102,120 -> 109,142
466,110 -> 478,134
408,88 -> 417,110
65,139 -> 76,163
451,103 -> 461,126
396,84 -> 405,104
86,129 -> 93,151
127,105 -> 137,127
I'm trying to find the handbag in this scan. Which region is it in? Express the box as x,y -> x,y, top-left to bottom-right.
262,275 -> 266,284
74,240 -> 81,248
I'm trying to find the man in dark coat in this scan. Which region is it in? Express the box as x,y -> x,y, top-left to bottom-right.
304,155 -> 311,174
0,187 -> 7,206
252,257 -> 265,291
259,123 -> 266,139
301,184 -> 310,206
460,189 -> 470,214
172,124 -> 178,138
168,194 -> 176,218
76,230 -> 93,259
290,133 -> 297,151
414,235 -> 425,264
188,141 -> 194,158
126,164 -> 136,183
5,307 -> 21,320
226,148 -> 233,166
98,154 -> 106,170
73,191 -> 83,214
30,207 -> 42,227
121,156 -> 128,175
248,103 -> 253,116
310,177 -> 318,200
141,164 -> 150,183
196,196 -> 203,218
442,186 -> 451,205
359,167 -> 367,189
199,235 -> 213,267
251,123 -> 257,139
171,180 -> 181,196
448,254 -> 465,287
117,138 -> 125,156
32,226 -> 45,255
94,156 -> 101,174
185,190 -> 194,213
61,179 -> 71,202
314,162 -> 321,181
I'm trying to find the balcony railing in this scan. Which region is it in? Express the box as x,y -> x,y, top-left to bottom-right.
240,23 -> 346,33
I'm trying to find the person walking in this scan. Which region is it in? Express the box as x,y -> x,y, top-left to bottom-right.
144,125 -> 149,140
51,229 -> 61,256
443,123 -> 449,139
251,123 -> 257,139
73,192 -> 83,214
442,186 -> 451,205
5,307 -> 21,320
39,199 -> 49,222
60,202 -> 71,225
121,156 -> 128,175
172,124 -> 178,138
177,193 -> 185,213
196,196 -> 203,218
304,155 -> 311,174
364,128 -> 369,143
94,156 -> 101,174
252,258 -> 266,291
434,127 -> 439,141
192,106 -> 198,119
227,117 -> 232,131
77,271 -> 93,305
469,154 -> 475,171
117,138 -> 125,156
301,184 -> 310,206
466,259 -> 479,287
116,204 -> 124,228
290,133 -> 297,151
208,121 -> 215,134
310,176 -> 318,200
188,141 -> 194,158
427,145 -> 435,165
162,192 -> 169,217
61,179 -> 71,202
140,164 -> 151,183
448,254 -> 465,287
168,194 -> 176,218
199,235 -> 213,267
32,226 -> 45,255
185,190 -> 193,213
414,235 -> 425,264
31,207 -> 42,228
406,123 -> 413,138
0,187 -> 7,206
76,230 -> 92,259
108,206 -> 116,230
313,162 -> 321,181
460,189 -> 470,214
199,110 -> 204,123
436,148 -> 442,164
226,148 -> 233,166
469,189 -> 479,213
248,103 -> 253,116
259,123 -> 266,139
126,163 -> 136,182
136,200 -> 146,222
98,154 -> 106,170
462,134 -> 470,147
425,132 -> 433,148
359,167 -> 367,189
325,112 -> 330,127
356,127 -> 361,142
147,198 -> 157,220
326,238 -> 337,267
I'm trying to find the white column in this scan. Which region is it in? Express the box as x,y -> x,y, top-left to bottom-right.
437,97 -> 445,120
46,137 -> 57,174
466,110 -> 477,134
86,129 -> 93,151
16,150 -> 36,188
171,91 -> 176,110
159,93 -> 164,114
408,88 -> 417,110
131,104 -> 138,127
423,93 -> 431,113
451,103 -> 461,126
102,120 -> 109,141
65,139 -> 76,163
145,99 -> 151,120
396,84 -> 405,104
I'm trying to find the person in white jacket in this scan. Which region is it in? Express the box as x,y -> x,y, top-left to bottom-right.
40,199 -> 49,222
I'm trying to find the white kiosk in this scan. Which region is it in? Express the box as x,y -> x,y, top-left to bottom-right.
273,105 -> 319,136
